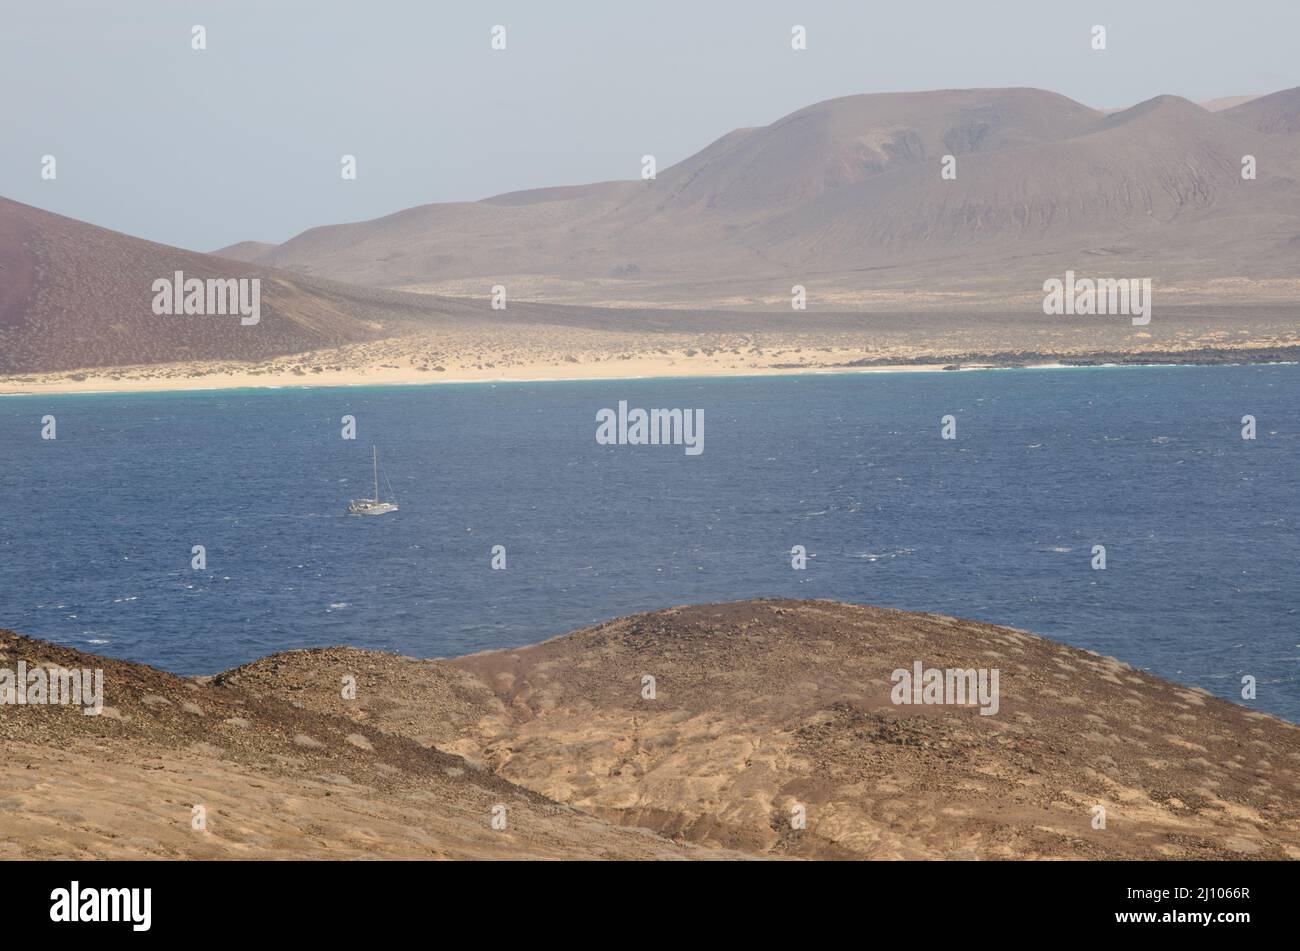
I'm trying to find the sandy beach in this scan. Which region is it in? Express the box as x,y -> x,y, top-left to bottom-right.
0,324 -> 1029,396
0,353 -> 972,397
3,317 -> 1294,397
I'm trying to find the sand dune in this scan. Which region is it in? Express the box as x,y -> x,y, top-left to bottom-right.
1197,94 -> 1263,113
210,240 -> 278,262
4,600 -> 1298,860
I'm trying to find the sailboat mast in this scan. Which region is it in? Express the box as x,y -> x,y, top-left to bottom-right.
373,446 -> 379,502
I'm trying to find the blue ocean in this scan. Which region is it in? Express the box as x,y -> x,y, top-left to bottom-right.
2,366 -> 1296,721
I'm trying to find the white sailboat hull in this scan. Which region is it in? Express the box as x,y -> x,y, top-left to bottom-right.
349,446 -> 399,515
348,500 -> 398,516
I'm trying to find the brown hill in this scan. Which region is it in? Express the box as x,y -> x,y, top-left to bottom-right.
0,197 -> 426,373
0,197 -> 631,375
1,196 -> 795,376
5,600 -> 1298,859
239,87 -> 1300,310
1221,85 -> 1300,134
0,626 -> 731,859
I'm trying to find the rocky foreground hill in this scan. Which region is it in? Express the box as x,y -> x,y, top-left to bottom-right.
3,600 -> 1298,859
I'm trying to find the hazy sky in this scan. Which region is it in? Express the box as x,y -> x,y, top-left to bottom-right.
4,0 -> 1299,251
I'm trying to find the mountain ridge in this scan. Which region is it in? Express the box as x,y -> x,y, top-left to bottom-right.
218,85 -> 1300,310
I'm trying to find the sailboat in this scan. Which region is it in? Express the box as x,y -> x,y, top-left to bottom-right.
348,446 -> 399,515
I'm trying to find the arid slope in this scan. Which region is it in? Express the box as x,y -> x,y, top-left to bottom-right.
6,600 -> 1296,860
233,87 -> 1300,310
1,197 -> 656,376
0,627 -> 729,859
226,600 -> 1300,859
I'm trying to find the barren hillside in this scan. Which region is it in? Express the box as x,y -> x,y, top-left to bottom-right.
6,600 -> 1297,860
231,87 -> 1300,311
0,625 -> 730,859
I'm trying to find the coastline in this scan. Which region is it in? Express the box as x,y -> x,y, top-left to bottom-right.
2,350 -> 1293,398
0,357 -> 1041,397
